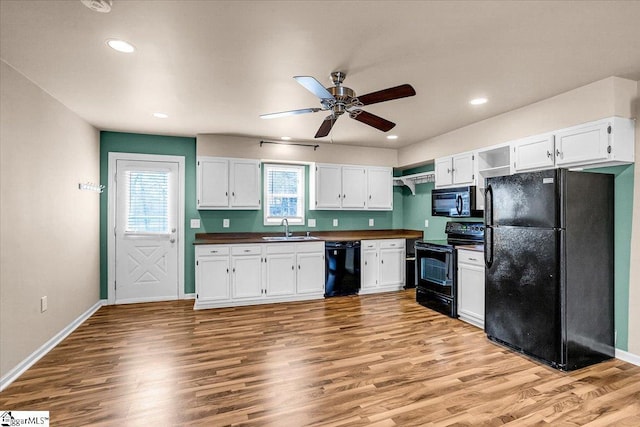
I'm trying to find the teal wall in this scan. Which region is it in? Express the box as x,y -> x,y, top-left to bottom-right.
99,132 -> 198,298
589,165 -> 635,351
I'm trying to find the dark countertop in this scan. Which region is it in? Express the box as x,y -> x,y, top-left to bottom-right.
194,229 -> 423,245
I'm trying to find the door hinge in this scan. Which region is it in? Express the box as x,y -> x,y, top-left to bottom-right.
607,125 -> 612,134
197,161 -> 200,166
196,260 -> 199,266
607,145 -> 612,154
196,293 -> 199,299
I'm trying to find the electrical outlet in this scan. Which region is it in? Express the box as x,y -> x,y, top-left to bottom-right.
368,218 -> 374,227
223,218 -> 230,228
308,218 -> 316,227
190,218 -> 201,229
424,219 -> 429,228
332,219 -> 338,227
41,296 -> 48,313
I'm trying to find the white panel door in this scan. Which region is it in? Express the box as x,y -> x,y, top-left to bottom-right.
434,157 -> 453,187
367,167 -> 393,210
555,123 -> 609,166
230,159 -> 261,208
379,247 -> 404,286
196,255 -> 230,302
452,152 -> 475,185
232,255 -> 263,299
198,157 -> 229,208
115,159 -> 179,303
296,251 -> 325,294
513,134 -> 555,172
341,166 -> 367,209
361,246 -> 378,290
265,253 -> 296,297
314,164 -> 342,209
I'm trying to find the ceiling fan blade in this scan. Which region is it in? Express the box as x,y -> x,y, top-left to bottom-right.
260,107 -> 322,119
294,76 -> 335,101
357,84 -> 416,106
350,110 -> 396,132
315,115 -> 337,138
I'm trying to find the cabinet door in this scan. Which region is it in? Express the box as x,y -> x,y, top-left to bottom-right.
361,246 -> 378,289
231,255 -> 263,299
196,255 -> 230,302
452,152 -> 475,185
341,166 -> 367,209
265,253 -> 296,297
367,167 -> 393,210
296,251 -> 325,294
379,247 -> 404,286
197,158 -> 229,208
314,164 -> 342,209
434,157 -> 453,187
555,123 -> 609,167
457,262 -> 485,328
513,134 -> 555,172
230,159 -> 261,209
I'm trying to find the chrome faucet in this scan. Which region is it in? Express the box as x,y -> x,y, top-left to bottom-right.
280,218 -> 290,237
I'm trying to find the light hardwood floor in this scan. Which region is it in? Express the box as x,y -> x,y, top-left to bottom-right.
2,290 -> 640,426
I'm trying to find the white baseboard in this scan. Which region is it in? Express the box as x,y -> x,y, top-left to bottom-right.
183,293 -> 195,300
615,348 -> 640,366
0,299 -> 106,392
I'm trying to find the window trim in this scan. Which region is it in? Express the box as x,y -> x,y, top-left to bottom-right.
263,163 -> 305,226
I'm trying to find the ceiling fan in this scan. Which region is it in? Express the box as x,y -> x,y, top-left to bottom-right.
260,72 -> 416,138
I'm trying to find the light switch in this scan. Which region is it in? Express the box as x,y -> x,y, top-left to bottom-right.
308,219 -> 316,227
333,219 -> 338,227
369,218 -> 374,227
223,219 -> 230,228
190,219 -> 201,229
424,219 -> 429,228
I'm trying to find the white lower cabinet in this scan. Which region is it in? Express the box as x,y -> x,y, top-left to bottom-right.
296,242 -> 325,294
457,249 -> 485,329
195,242 -> 324,309
360,239 -> 405,294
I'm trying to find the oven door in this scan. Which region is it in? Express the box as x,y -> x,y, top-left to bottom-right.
416,245 -> 455,297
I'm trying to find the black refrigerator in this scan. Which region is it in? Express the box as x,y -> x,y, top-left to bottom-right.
484,169 -> 614,371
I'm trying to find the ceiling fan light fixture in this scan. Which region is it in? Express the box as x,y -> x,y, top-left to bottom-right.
106,39 -> 135,53
469,97 -> 488,106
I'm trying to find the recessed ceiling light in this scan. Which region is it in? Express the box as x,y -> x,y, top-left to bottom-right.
280,136 -> 292,140
106,39 -> 135,53
386,135 -> 398,140
469,97 -> 488,106
153,112 -> 169,119
81,0 -> 112,13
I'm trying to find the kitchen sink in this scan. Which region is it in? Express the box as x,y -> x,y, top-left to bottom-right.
261,235 -> 320,241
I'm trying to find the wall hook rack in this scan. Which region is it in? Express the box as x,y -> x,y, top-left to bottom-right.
78,182 -> 105,193
260,140 -> 319,151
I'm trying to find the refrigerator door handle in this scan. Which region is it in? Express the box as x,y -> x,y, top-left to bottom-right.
484,226 -> 494,268
485,184 -> 494,226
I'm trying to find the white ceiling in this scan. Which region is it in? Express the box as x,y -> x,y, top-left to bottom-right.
2,0 -> 640,149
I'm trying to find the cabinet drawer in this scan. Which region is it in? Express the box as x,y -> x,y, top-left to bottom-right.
231,245 -> 262,256
379,239 -> 405,249
265,243 -> 295,254
196,245 -> 230,256
361,240 -> 377,249
457,249 -> 483,266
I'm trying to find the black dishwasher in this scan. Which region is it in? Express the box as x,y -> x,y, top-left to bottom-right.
324,241 -> 361,297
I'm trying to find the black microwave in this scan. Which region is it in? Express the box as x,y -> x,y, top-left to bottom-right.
431,186 -> 482,218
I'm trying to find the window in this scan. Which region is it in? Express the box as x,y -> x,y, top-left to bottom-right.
126,170 -> 170,233
263,163 -> 305,226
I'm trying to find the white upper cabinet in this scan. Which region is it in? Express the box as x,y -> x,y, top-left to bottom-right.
367,166 -> 393,210
435,151 -> 476,188
341,165 -> 367,209
310,163 -> 392,210
313,163 -> 342,209
554,117 -> 634,168
197,157 -> 261,210
512,117 -> 635,172
513,134 -> 555,172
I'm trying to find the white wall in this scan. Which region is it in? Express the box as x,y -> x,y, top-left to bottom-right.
0,61 -> 101,378
197,134 -> 398,167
